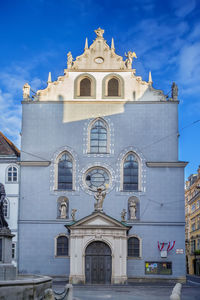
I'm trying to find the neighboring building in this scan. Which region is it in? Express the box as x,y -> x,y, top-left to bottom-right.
0,132 -> 20,265
185,166 -> 200,275
18,28 -> 187,283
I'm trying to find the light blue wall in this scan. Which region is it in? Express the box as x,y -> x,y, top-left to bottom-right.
18,100 -> 185,278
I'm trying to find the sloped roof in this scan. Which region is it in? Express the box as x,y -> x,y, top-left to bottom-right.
0,132 -> 20,157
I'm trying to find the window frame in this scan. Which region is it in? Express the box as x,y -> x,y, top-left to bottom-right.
3,198 -> 9,218
55,234 -> 69,257
88,118 -> 110,154
74,73 -> 96,99
84,166 -> 111,191
6,165 -> 18,183
102,73 -> 124,99
55,151 -> 74,191
127,235 -> 142,259
121,152 -> 140,192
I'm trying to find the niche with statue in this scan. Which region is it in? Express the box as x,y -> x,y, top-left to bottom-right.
57,196 -> 69,219
128,196 -> 140,221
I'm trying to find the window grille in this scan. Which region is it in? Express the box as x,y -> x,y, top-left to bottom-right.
128,237 -> 140,257
57,236 -> 68,256
80,78 -> 91,96
58,153 -> 72,190
90,120 -> 107,153
123,154 -> 138,191
108,78 -> 119,96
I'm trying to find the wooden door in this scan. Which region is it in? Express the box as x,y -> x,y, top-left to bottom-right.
85,241 -> 111,284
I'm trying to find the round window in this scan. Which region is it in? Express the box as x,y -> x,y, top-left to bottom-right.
85,167 -> 110,191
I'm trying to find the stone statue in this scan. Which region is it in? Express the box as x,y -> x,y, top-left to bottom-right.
71,209 -> 77,221
23,83 -> 30,99
59,200 -> 68,219
94,187 -> 106,212
125,51 -> 137,69
129,200 -> 137,220
95,27 -> 104,38
0,183 -> 8,228
121,209 -> 126,222
67,51 -> 73,69
44,289 -> 55,300
171,82 -> 178,100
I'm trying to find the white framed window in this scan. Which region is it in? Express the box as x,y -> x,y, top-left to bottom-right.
102,73 -> 124,99
127,235 -> 142,258
6,165 -> 18,183
123,153 -> 139,191
84,167 -> 110,191
3,198 -> 9,218
88,118 -> 109,154
12,243 -> 16,259
74,73 -> 96,99
55,152 -> 74,191
55,235 -> 69,257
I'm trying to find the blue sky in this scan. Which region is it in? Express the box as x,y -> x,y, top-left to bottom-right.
0,0 -> 199,178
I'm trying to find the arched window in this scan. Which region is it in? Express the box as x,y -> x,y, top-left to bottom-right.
128,237 -> 140,257
108,78 -> 119,96
58,153 -> 73,190
123,153 -> 138,191
56,235 -> 68,256
3,199 -> 9,218
7,166 -> 18,182
102,74 -> 124,99
90,119 -> 107,153
80,78 -> 91,96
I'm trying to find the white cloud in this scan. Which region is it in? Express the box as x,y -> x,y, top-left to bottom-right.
173,0 -> 196,18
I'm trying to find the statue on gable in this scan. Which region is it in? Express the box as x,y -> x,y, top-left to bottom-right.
23,83 -> 30,100
95,27 -> 104,38
0,183 -> 8,228
121,209 -> 127,222
59,200 -> 68,219
94,187 -> 106,212
67,51 -> 73,69
71,209 -> 77,221
171,82 -> 178,100
125,51 -> 137,69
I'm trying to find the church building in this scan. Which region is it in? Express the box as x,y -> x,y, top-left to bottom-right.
18,28 -> 186,284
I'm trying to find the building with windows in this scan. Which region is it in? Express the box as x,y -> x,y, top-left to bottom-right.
185,166 -> 200,276
18,28 -> 187,283
0,132 -> 20,265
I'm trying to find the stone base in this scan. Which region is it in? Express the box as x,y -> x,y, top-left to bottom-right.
69,275 -> 85,284
128,276 -> 186,284
0,275 -> 52,300
112,276 -> 127,284
0,264 -> 16,280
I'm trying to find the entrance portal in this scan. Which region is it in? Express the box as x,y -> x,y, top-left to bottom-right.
85,241 -> 112,284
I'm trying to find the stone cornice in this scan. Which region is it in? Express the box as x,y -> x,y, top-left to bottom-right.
18,161 -> 51,166
146,161 -> 188,168
21,100 -> 179,104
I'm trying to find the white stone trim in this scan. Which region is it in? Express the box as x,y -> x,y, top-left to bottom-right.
54,233 -> 69,257
50,146 -> 79,195
116,146 -> 147,195
127,234 -> 142,258
83,116 -> 114,157
79,162 -> 116,195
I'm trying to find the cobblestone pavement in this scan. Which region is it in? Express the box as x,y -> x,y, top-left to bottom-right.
53,281 -> 200,300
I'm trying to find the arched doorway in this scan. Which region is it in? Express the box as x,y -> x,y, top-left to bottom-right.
85,241 -> 112,284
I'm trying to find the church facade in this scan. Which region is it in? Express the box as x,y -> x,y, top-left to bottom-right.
18,28 -> 186,283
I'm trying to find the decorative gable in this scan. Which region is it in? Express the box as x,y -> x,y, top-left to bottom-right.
67,28 -> 137,71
